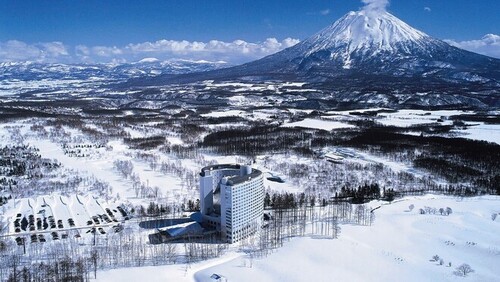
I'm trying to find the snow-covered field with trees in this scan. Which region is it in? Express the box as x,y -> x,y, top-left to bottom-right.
97,195 -> 500,282
282,118 -> 355,130
0,106 -> 498,281
0,1 -> 498,280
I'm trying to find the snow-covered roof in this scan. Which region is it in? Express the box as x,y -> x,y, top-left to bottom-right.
158,221 -> 203,237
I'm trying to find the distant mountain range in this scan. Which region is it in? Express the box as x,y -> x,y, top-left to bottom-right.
2,10 -> 499,109
0,59 -> 227,82
127,10 -> 499,108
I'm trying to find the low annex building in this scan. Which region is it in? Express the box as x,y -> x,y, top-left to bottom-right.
199,164 -> 264,243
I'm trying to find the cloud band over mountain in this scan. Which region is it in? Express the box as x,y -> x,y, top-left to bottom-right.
445,34 -> 500,59
0,38 -> 300,64
1,33 -> 499,65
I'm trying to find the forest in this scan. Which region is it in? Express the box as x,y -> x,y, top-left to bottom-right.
0,101 -> 498,281
201,124 -> 500,195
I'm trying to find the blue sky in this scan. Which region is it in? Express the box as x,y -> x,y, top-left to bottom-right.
0,0 -> 498,63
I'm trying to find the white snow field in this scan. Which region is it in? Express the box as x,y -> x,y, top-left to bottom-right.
194,196 -> 500,282
283,118 -> 355,131
456,122 -> 500,145
201,110 -> 245,118
97,195 -> 500,282
375,110 -> 466,127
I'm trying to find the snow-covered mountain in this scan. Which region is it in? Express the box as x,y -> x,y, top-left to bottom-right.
0,59 -> 227,82
2,9 -> 499,108
304,11 -> 428,55
290,10 -> 443,70
204,10 -> 499,81
137,10 -> 499,108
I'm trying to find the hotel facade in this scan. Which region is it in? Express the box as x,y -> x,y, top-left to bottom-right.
199,164 -> 264,243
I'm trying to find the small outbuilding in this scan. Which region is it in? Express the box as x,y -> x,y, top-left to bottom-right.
148,221 -> 203,244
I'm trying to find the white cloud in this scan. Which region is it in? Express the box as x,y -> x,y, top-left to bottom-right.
424,7 -> 431,12
75,45 -> 90,56
307,9 -> 331,16
39,42 -> 68,57
445,34 -> 500,59
0,38 -> 299,64
0,40 -> 70,62
0,40 -> 70,63
362,0 -> 390,14
88,37 -> 299,64
91,46 -> 123,57
0,40 -> 40,61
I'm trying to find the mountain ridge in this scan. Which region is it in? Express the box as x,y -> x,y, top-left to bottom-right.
119,9 -> 499,108
131,10 -> 498,83
0,59 -> 228,82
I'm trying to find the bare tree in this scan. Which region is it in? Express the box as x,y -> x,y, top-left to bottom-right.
445,207 -> 453,216
90,249 -> 98,279
331,216 -> 341,239
454,263 -> 474,277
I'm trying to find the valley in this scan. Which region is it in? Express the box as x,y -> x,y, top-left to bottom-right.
0,97 -> 498,280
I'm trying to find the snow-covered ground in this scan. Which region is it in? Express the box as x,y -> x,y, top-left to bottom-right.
455,122 -> 500,144
201,110 -> 245,118
375,110 -> 468,127
282,118 -> 355,131
0,111 -> 499,281
96,252 -> 242,282
198,108 -> 499,144
0,121 -> 203,216
320,109 -> 500,145
95,195 -> 500,282
5,194 -> 125,238
195,195 -> 500,282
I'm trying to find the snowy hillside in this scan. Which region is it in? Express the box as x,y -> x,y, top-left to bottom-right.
96,195 -> 500,282
306,11 -> 428,52
0,59 -> 227,88
297,11 -> 440,69
194,196 -> 500,282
